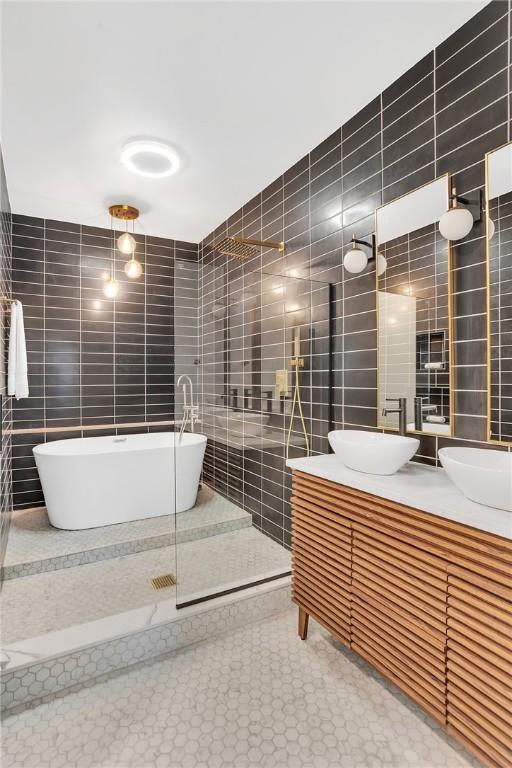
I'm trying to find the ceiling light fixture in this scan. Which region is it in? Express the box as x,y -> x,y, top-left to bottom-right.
118,231 -> 136,255
108,204 -> 144,283
103,272 -> 119,300
121,140 -> 180,178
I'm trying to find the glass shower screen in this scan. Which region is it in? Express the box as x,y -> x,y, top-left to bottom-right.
174,262 -> 331,608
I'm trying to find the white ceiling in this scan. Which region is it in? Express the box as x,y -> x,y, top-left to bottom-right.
1,1 -> 486,243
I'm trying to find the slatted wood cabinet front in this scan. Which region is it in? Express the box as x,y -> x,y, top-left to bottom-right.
291,470 -> 512,768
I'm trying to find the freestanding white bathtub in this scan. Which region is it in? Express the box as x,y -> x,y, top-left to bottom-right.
33,432 -> 207,530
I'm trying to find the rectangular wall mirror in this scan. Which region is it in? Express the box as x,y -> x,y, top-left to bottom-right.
486,140 -> 512,444
376,175 -> 453,436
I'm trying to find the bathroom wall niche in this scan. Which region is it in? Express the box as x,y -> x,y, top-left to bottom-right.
376,176 -> 454,436
486,140 -> 512,444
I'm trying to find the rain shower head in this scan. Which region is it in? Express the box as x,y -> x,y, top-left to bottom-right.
213,236 -> 285,261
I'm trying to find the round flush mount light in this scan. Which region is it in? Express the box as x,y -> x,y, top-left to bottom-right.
121,140 -> 180,178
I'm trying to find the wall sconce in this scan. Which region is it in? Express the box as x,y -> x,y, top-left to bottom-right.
343,234 -> 386,275
486,205 -> 496,240
439,186 -> 483,241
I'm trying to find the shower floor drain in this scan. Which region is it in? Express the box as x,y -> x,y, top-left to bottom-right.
151,573 -> 177,590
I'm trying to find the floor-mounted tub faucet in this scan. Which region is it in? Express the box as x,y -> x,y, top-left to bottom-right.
177,375 -> 198,436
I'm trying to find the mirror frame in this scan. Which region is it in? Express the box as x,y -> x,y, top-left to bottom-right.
485,140 -> 512,446
375,175 -> 455,438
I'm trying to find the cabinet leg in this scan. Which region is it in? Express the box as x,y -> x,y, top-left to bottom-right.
298,607 -> 309,640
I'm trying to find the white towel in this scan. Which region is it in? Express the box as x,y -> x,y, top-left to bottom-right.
7,300 -> 29,400
426,415 -> 446,424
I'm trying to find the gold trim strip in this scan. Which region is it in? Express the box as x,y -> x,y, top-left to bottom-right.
8,420 -> 177,436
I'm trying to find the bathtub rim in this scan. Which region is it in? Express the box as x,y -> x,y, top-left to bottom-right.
33,431 -> 207,458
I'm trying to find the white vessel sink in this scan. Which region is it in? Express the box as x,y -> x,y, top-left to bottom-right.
439,447 -> 512,511
328,430 -> 420,475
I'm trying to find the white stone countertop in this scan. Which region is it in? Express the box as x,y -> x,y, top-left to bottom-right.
286,454 -> 512,540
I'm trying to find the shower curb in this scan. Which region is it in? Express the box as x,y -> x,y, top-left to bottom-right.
1,579 -> 291,715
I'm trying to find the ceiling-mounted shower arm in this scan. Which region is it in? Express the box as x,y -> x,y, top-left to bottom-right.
231,237 -> 285,253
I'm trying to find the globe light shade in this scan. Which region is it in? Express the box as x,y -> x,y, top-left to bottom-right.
376,252 -> 387,277
117,232 -> 136,255
439,207 -> 473,240
487,216 -> 496,240
343,247 -> 368,274
124,258 -> 143,279
103,279 -> 119,299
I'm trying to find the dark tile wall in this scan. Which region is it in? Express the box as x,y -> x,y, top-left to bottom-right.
0,147 -> 13,576
199,259 -> 331,545
174,258 -> 199,418
10,214 -> 197,510
198,0 -> 512,548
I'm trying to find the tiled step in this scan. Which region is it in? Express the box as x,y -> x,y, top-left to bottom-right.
3,486 -> 251,580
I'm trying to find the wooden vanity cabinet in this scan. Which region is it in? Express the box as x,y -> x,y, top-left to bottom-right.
291,470 -> 512,768
352,523 -> 448,724
446,565 -> 512,767
292,493 -> 352,646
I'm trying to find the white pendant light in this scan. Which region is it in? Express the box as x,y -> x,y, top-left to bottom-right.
124,257 -> 143,279
117,231 -> 136,255
487,216 -> 496,240
439,186 -> 474,241
103,268 -> 119,299
107,204 -> 144,287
